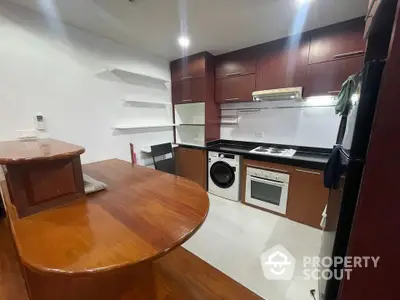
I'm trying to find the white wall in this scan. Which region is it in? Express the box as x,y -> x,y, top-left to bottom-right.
220,97 -> 341,149
0,1 -> 173,165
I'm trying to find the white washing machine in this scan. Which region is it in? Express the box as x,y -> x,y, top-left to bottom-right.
208,151 -> 241,201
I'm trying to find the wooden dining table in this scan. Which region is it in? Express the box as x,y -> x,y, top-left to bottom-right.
1,158 -> 210,300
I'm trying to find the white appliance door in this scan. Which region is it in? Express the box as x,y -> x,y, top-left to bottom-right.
246,176 -> 288,214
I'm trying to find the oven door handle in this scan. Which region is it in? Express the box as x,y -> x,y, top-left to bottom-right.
248,176 -> 286,187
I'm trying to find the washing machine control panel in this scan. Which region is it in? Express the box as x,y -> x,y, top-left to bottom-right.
209,152 -> 238,160
219,153 -> 234,159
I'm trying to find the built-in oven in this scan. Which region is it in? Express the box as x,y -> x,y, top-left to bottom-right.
245,167 -> 290,215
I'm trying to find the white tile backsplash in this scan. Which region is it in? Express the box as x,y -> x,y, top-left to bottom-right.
220,97 -> 341,148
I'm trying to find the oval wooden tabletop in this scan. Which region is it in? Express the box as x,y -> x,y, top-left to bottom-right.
0,139 -> 85,164
1,159 -> 209,274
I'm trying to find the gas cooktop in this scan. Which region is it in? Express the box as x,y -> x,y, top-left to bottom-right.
249,146 -> 297,157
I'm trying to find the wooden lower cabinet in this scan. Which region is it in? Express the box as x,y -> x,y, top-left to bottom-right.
175,147 -> 207,189
286,167 -> 329,229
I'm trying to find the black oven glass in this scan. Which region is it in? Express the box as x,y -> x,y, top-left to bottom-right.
251,180 -> 281,206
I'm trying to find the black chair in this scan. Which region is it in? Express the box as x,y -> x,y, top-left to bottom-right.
151,143 -> 176,175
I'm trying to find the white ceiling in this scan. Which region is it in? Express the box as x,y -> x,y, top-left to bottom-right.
6,0 -> 368,60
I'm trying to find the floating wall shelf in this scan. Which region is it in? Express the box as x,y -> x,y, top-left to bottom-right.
220,113 -> 239,126
121,99 -> 172,106
220,120 -> 239,125
219,114 -> 238,118
220,123 -> 239,126
176,124 -> 206,126
98,68 -> 170,85
113,124 -> 178,130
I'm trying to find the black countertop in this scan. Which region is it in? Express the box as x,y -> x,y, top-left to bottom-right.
175,143 -> 208,150
206,140 -> 331,170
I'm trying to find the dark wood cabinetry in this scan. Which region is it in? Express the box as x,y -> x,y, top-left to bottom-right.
215,49 -> 257,79
171,18 -> 366,105
170,52 -> 207,82
215,48 -> 257,103
308,18 -> 366,65
172,78 -> 206,104
175,147 -> 207,189
286,167 -> 329,229
212,17 -> 366,99
170,52 -> 220,143
304,55 -> 364,97
304,17 -> 366,97
215,74 -> 255,103
256,37 -> 310,91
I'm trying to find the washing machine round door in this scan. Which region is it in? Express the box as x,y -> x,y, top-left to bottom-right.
210,161 -> 235,189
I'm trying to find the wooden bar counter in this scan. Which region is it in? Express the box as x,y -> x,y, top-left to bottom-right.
0,152 -> 210,299
0,139 -> 86,217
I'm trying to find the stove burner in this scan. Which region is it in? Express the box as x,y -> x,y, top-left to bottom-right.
269,148 -> 283,154
254,147 -> 284,154
250,146 -> 297,157
254,147 -> 270,153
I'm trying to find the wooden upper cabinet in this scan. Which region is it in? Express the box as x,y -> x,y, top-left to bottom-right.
309,18 -> 366,65
304,55 -> 364,97
172,78 -> 206,104
256,36 -> 310,91
286,167 -> 329,229
215,49 -> 257,79
215,74 -> 255,103
171,52 -> 207,82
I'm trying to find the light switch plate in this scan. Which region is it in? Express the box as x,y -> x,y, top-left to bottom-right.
35,113 -> 46,130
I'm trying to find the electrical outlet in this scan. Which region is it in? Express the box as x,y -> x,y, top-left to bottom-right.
255,132 -> 265,138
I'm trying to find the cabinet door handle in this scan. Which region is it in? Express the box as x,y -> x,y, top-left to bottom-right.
181,76 -> 193,80
224,98 -> 240,101
295,169 -> 321,175
226,72 -> 241,77
182,99 -> 193,102
328,91 -> 341,94
333,50 -> 365,59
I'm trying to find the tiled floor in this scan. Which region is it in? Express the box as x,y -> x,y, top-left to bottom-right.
183,193 -> 322,300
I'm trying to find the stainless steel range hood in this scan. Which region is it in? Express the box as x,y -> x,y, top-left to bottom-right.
252,87 -> 303,101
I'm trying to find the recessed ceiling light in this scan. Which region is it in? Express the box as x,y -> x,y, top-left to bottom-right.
296,0 -> 313,6
178,36 -> 190,48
